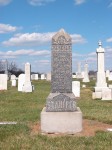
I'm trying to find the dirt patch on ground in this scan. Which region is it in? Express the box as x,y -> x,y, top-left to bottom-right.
30,119 -> 112,137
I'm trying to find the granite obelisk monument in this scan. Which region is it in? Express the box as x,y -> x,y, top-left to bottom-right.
41,29 -> 82,134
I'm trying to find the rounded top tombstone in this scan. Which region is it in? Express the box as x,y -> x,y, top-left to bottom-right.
52,29 -> 71,45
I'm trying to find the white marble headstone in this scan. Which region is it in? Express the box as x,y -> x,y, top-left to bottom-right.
18,74 -> 25,91
72,81 -> 80,97
0,74 -> 7,90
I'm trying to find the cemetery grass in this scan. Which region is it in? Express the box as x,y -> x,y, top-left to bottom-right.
0,80 -> 112,150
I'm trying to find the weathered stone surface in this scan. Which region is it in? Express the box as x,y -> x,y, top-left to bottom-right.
41,29 -> 82,134
46,93 -> 77,112
51,29 -> 72,93
41,107 -> 82,134
46,29 -> 77,112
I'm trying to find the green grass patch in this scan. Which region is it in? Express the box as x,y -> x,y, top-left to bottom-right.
0,80 -> 112,149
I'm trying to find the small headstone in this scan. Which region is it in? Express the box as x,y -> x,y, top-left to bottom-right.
82,84 -> 86,88
46,73 -> 51,81
0,74 -> 7,90
106,70 -> 110,78
11,80 -> 16,86
11,75 -> 16,80
72,81 -> 80,97
18,74 -> 25,91
41,74 -> 46,80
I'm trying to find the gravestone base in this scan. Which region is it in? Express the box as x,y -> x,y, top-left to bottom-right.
82,78 -> 90,83
92,92 -> 102,99
22,84 -> 33,92
102,88 -> 112,100
41,107 -> 82,134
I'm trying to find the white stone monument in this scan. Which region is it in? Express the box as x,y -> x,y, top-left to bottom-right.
22,63 -> 33,92
46,73 -> 51,81
76,62 -> 83,79
83,63 -> 90,83
72,81 -> 80,97
93,41 -> 107,99
106,70 -> 110,78
11,75 -> 16,87
0,74 -> 7,90
108,72 -> 112,81
41,74 -> 46,80
18,74 -> 25,91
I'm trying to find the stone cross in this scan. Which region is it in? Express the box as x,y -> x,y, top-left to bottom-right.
46,29 -> 77,112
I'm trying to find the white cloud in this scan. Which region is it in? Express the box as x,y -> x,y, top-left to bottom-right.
0,49 -> 50,59
74,0 -> 86,5
2,32 -> 55,46
0,0 -> 12,6
106,37 -> 112,42
28,0 -> 55,6
71,34 -> 87,44
0,23 -> 18,34
108,2 -> 112,8
2,32 -> 87,46
35,59 -> 50,65
88,52 -> 96,56
30,50 -> 50,56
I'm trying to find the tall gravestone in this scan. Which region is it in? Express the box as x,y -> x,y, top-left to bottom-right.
83,63 -> 90,82
41,29 -> 82,134
92,41 -> 107,99
22,63 -> 33,92
76,62 -> 83,79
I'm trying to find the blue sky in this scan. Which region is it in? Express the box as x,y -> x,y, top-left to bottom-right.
0,0 -> 112,73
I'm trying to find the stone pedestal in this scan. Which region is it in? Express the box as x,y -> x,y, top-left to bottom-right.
41,107 -> 82,134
